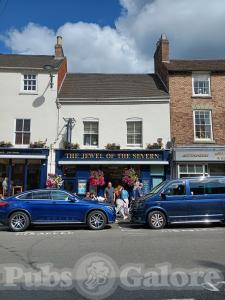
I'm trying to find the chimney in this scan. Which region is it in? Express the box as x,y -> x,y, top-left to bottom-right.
154,33 -> 169,88
55,36 -> 64,59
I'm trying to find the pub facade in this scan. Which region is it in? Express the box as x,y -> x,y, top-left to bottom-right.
55,73 -> 171,196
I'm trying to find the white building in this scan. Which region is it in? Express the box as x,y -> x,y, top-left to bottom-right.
0,37 -> 67,195
0,37 -> 171,197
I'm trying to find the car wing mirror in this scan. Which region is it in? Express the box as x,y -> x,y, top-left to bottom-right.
68,196 -> 76,202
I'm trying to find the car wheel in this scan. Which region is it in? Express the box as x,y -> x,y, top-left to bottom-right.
148,211 -> 166,229
9,211 -> 30,232
87,210 -> 107,230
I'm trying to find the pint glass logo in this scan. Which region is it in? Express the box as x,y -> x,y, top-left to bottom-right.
74,253 -> 118,299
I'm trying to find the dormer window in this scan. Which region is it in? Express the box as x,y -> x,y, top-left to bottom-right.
21,74 -> 37,92
192,73 -> 210,96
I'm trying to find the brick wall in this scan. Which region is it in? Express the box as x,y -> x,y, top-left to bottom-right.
57,58 -> 67,90
169,72 -> 225,145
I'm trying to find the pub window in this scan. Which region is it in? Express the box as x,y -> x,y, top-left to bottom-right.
15,119 -> 31,145
83,121 -> 99,146
194,110 -> 213,141
127,121 -> 142,146
22,74 -> 37,92
192,73 -> 210,96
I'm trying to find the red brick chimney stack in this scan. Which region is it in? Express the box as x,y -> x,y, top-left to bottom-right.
154,33 -> 170,88
55,36 -> 64,59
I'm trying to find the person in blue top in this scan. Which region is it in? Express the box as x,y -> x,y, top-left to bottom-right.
120,186 -> 129,216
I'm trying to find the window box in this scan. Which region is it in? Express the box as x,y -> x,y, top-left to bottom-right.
0,141 -> 13,148
63,141 -> 80,150
105,143 -> 120,150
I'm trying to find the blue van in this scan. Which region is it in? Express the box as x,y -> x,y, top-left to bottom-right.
130,176 -> 225,229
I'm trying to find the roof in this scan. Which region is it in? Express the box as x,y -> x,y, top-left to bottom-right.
58,73 -> 168,100
0,54 -> 65,70
165,59 -> 225,72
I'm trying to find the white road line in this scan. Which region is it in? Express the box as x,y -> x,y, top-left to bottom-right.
15,231 -> 74,236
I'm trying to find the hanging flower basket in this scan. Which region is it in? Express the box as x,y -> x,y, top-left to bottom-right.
89,170 -> 105,186
46,174 -> 63,189
122,168 -> 138,187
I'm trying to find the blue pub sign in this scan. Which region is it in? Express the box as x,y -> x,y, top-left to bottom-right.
55,149 -> 170,196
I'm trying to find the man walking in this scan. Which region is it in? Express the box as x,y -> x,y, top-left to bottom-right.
104,181 -> 115,205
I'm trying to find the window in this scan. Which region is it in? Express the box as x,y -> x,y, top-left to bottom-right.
32,191 -> 51,200
192,73 -> 210,96
194,110 -> 212,140
127,121 -> 142,146
178,164 -> 208,178
51,191 -> 70,200
15,119 -> 31,145
22,74 -> 37,92
83,121 -> 98,146
164,181 -> 186,196
189,179 -> 225,195
18,192 -> 33,199
189,181 -> 205,195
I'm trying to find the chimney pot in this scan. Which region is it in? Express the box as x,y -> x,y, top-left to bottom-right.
55,36 -> 64,59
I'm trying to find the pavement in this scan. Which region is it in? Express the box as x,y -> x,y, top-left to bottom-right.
0,221 -> 225,300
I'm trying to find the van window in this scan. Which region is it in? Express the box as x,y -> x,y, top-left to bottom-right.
205,179 -> 225,194
190,178 -> 225,195
189,181 -> 205,195
164,182 -> 186,196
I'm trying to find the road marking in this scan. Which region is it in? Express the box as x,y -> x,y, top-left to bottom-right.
15,231 -> 75,236
161,227 -> 224,233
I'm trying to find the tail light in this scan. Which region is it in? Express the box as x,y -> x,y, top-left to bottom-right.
0,201 -> 8,207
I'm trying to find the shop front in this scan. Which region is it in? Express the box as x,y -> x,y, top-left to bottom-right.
174,146 -> 225,178
0,148 -> 49,197
55,149 -> 170,196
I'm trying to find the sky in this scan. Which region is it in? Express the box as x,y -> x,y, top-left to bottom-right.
0,0 -> 225,73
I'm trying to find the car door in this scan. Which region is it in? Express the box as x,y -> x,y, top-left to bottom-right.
187,178 -> 225,222
50,190 -> 88,222
160,180 -> 193,223
22,190 -> 53,222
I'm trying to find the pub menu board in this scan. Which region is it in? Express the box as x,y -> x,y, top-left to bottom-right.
142,179 -> 150,195
78,179 -> 87,195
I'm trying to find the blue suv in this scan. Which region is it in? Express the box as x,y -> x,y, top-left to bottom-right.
130,176 -> 225,229
0,189 -> 116,231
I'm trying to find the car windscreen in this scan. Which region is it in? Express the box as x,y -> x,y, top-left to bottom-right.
141,180 -> 169,200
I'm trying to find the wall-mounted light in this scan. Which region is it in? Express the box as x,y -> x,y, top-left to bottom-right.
43,64 -> 55,88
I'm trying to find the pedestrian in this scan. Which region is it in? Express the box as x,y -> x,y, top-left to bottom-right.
133,180 -> 143,200
83,192 -> 91,200
2,177 -> 8,197
120,186 -> 129,216
104,181 -> 115,205
115,187 -> 127,220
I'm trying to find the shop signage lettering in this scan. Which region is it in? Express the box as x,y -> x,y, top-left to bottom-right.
176,148 -> 225,162
64,151 -> 161,161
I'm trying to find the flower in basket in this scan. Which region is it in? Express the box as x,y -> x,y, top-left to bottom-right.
46,174 -> 63,189
89,170 -> 105,186
122,168 -> 138,187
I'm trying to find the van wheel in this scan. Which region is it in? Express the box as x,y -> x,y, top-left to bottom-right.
9,212 -> 30,232
148,211 -> 166,229
87,210 -> 107,230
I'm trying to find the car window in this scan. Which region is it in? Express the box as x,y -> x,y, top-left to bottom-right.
205,179 -> 225,194
189,181 -> 205,195
32,191 -> 52,200
51,191 -> 70,200
164,182 -> 186,196
18,192 -> 33,200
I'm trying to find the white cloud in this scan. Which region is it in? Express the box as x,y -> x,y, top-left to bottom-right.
1,0 -> 225,73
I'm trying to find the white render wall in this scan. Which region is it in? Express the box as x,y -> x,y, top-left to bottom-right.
0,70 -> 59,173
56,101 -> 171,149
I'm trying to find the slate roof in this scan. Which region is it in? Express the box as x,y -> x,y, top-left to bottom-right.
58,73 -> 168,99
0,54 -> 65,70
165,59 -> 225,72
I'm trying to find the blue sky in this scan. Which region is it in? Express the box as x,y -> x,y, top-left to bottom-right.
0,0 -> 225,73
0,0 -> 122,53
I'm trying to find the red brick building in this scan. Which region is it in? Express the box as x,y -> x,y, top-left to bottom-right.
154,34 -> 225,178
